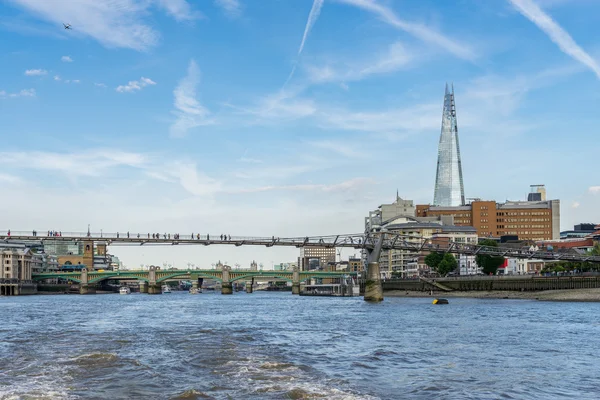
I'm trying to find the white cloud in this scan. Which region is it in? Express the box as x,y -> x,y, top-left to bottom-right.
589,186 -> 600,194
572,201 -> 580,209
233,177 -> 374,194
0,173 -> 21,184
0,88 -> 36,98
228,87 -> 317,122
335,0 -> 476,61
305,41 -> 415,84
157,0 -> 200,21
0,149 -> 147,177
320,102 -> 440,135
167,161 -> 222,196
54,75 -> 61,81
308,140 -> 366,158
238,157 -> 263,164
170,60 -> 214,137
7,0 -> 198,51
508,0 -> 600,79
94,83 -> 107,88
25,68 -> 47,76
214,0 -> 242,18
116,77 -> 156,93
61,55 -> 73,62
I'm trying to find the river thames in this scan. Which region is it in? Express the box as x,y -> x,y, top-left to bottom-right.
1,292 -> 600,399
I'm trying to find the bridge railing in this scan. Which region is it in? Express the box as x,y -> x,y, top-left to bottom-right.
3,230 -> 599,263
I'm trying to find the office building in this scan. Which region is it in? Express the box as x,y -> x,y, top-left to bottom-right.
416,186 -> 560,240
299,247 -> 336,271
433,83 -> 465,207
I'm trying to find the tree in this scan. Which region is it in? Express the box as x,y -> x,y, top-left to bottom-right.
476,239 -> 505,275
437,253 -> 459,276
424,252 -> 444,272
590,243 -> 600,256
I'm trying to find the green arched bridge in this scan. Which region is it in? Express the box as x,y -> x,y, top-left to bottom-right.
33,266 -> 358,295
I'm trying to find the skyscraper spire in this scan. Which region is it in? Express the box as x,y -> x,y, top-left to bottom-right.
433,83 -> 465,206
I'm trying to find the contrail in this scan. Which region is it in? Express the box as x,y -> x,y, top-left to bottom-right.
284,0 -> 324,87
298,0 -> 324,56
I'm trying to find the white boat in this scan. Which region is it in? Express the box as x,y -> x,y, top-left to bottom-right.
162,284 -> 172,293
189,288 -> 200,294
119,286 -> 131,295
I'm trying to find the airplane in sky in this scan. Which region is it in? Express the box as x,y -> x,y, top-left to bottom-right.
63,23 -> 72,30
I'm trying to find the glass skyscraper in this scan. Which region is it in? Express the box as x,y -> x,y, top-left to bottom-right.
433,83 -> 465,207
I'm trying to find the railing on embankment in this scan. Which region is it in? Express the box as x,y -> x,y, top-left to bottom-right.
383,276 -> 600,292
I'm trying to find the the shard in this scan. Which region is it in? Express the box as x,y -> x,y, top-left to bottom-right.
433,83 -> 465,206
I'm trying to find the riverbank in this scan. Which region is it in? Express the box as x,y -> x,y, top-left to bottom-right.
385,288 -> 600,302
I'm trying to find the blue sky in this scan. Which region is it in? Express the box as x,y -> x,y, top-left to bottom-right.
1,0 -> 599,269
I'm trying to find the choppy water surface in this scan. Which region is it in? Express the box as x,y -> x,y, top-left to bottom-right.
1,292 -> 600,399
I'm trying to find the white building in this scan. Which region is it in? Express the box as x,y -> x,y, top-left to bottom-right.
431,226 -> 480,275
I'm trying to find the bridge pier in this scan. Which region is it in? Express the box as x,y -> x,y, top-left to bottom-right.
148,283 -> 162,294
246,279 -> 253,293
147,266 -> 161,294
221,282 -> 233,295
364,262 -> 383,302
221,266 -> 233,295
192,279 -> 200,292
292,267 -> 300,295
79,284 -> 96,295
139,281 -> 148,293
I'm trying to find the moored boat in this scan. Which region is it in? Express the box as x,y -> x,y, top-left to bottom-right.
162,285 -> 172,294
119,286 -> 131,295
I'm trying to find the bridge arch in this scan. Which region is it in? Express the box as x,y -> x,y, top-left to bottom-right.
156,272 -> 222,283
230,274 -> 293,283
88,275 -> 149,284
32,274 -> 81,283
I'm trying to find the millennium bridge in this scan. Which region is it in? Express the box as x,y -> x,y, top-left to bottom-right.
3,230 -> 599,301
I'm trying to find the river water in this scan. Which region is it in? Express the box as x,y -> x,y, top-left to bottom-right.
1,292 -> 600,399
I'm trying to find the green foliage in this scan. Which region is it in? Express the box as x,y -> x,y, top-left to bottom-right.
476,239 -> 505,275
391,271 -> 403,279
590,243 -> 600,256
437,253 -> 459,276
424,252 -> 444,271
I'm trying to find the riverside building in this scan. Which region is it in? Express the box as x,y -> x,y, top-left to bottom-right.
416,185 -> 560,240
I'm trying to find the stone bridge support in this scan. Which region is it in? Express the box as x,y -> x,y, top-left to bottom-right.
246,277 -> 254,293
292,267 -> 300,295
364,235 -> 384,302
221,266 -> 233,295
79,268 -> 96,295
191,275 -> 202,292
139,280 -> 148,293
147,266 -> 161,294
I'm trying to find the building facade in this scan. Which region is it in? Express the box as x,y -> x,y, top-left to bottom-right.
433,83 -> 465,207
298,247 -> 336,271
365,194 -> 416,232
431,226 -> 479,275
0,247 -> 38,295
417,189 -> 560,240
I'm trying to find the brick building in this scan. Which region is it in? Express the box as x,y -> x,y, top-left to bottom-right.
416,198 -> 560,241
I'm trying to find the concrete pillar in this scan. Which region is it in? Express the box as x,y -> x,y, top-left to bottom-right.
246,280 -> 253,293
148,283 -> 162,294
79,284 -> 96,295
221,282 -> 233,294
364,262 -> 383,302
292,267 -> 300,295
139,281 -> 148,293
221,267 -> 232,295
